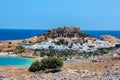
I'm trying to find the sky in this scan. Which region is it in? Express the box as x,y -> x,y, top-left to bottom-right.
0,0 -> 120,30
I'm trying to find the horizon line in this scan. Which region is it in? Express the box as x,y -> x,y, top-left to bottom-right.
0,28 -> 120,31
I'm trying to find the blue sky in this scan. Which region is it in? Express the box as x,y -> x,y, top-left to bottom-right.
0,0 -> 120,30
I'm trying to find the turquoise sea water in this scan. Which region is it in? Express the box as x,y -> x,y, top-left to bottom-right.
0,56 -> 35,66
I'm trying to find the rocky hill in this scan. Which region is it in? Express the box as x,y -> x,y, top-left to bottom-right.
0,26 -> 89,52
99,35 -> 120,44
43,26 -> 89,38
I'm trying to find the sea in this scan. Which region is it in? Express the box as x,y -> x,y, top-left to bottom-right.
0,56 -> 35,66
0,29 -> 120,41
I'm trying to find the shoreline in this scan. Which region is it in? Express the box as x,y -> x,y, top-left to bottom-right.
0,49 -> 120,80
0,52 -> 17,57
0,53 -> 38,66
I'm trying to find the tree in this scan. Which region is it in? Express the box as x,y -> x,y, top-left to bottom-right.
41,57 -> 63,69
28,57 -> 63,72
28,60 -> 41,72
15,45 -> 25,53
115,44 -> 120,48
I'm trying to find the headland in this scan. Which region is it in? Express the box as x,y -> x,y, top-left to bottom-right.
0,26 -> 120,80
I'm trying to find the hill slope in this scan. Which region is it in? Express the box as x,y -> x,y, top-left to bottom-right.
43,26 -> 89,38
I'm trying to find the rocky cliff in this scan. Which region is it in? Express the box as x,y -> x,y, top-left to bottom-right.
43,26 -> 89,38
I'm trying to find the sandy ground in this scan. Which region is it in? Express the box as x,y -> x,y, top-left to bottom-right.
0,59 -> 119,80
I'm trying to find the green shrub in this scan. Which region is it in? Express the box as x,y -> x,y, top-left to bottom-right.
28,57 -> 63,72
41,57 -> 63,69
15,45 -> 25,53
55,39 -> 68,45
28,60 -> 41,72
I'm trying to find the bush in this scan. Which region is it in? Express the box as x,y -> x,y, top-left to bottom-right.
28,60 -> 41,72
115,44 -> 120,48
28,57 -> 63,72
15,45 -> 25,53
55,39 -> 68,45
41,57 -> 63,69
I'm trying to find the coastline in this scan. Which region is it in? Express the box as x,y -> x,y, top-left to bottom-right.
0,27 -> 120,61
0,27 -> 120,79
0,56 -> 36,66
0,50 -> 120,80
0,52 -> 17,56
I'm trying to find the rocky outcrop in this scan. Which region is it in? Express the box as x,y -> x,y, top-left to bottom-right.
43,26 -> 89,38
99,35 -> 120,44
